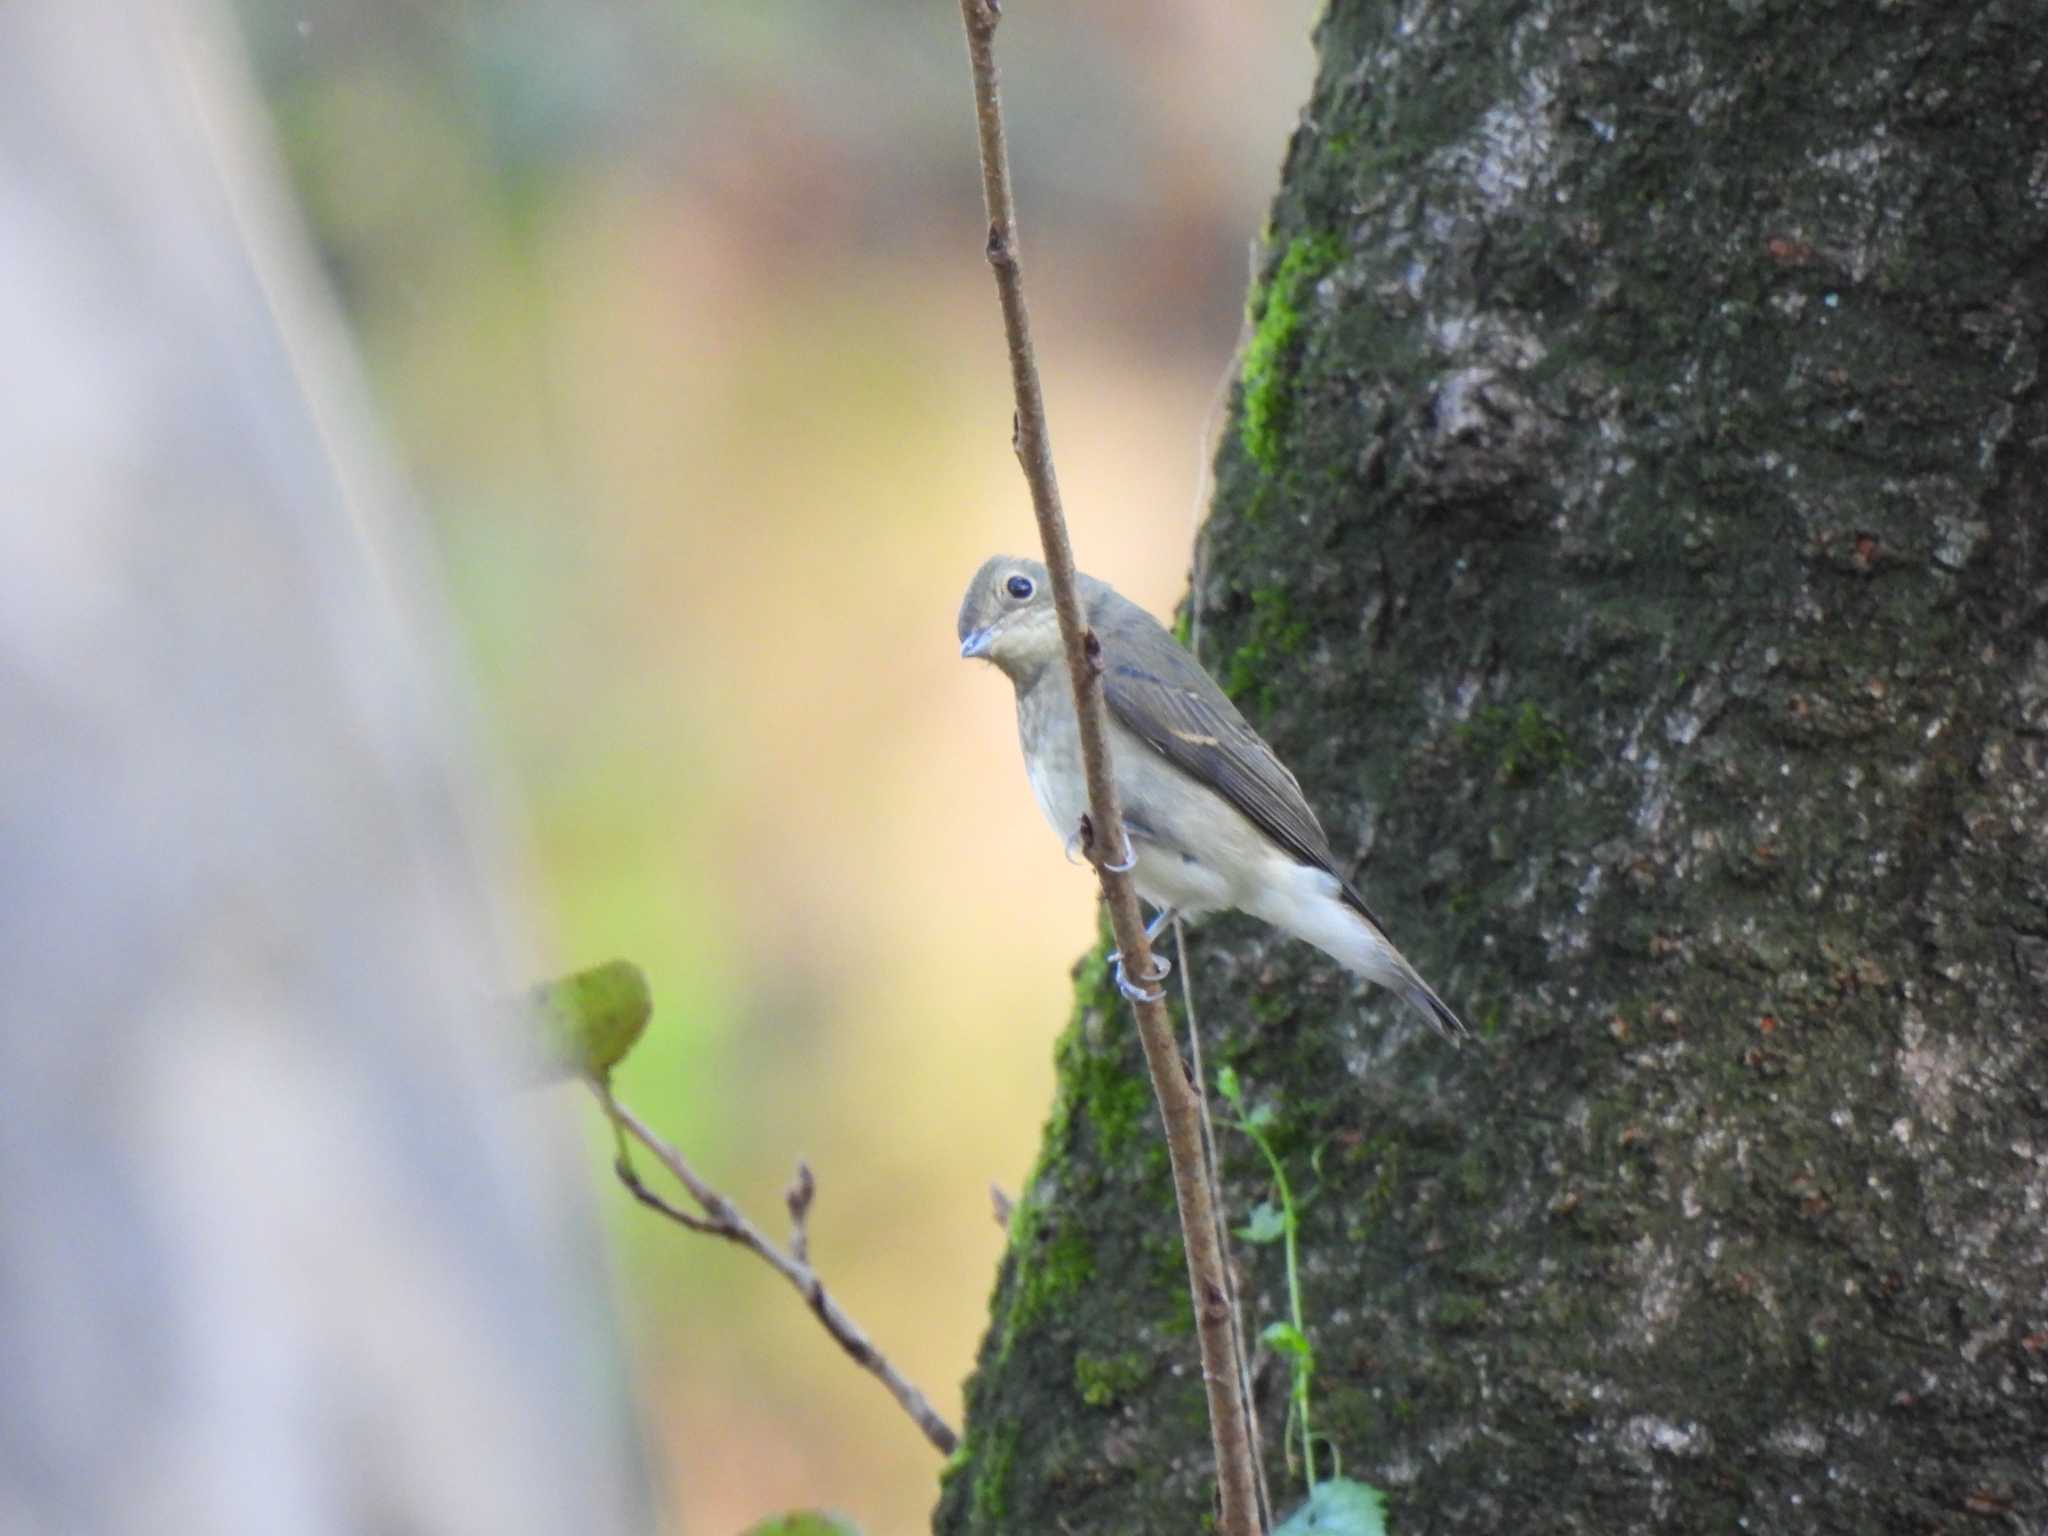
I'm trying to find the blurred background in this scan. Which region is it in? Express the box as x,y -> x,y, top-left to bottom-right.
234,1 -> 1319,1528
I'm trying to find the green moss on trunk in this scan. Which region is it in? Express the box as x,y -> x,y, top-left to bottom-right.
938,1 -> 2048,1530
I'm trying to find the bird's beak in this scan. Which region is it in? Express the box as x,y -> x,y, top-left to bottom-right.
960,626 -> 994,660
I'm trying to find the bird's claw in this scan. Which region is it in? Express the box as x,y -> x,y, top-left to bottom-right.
1108,908 -> 1178,997
1101,832 -> 1138,873
1117,970 -> 1166,1004
1111,948 -> 1171,1004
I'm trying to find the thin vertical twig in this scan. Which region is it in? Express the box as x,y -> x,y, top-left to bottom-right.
955,5 -> 1262,1531
1177,918 -> 1274,1531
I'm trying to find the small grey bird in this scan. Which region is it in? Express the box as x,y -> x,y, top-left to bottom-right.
958,555 -> 1465,1041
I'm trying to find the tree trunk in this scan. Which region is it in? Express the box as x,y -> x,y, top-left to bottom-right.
937,1 -> 2046,1531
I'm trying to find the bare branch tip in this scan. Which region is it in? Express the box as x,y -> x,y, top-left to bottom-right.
787,1160 -> 817,1261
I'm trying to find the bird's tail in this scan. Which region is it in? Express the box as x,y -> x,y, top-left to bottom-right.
1252,861 -> 1468,1044
1391,965 -> 1469,1044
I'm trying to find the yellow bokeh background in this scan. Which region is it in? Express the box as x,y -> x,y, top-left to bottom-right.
244,2 -> 1318,1528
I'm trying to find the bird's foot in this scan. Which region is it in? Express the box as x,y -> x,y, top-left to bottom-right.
1106,907 -> 1178,970
1111,948 -> 1171,1004
1101,831 -> 1138,873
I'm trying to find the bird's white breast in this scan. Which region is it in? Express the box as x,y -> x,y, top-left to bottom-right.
1024,750 -> 1087,847
1016,680 -> 1089,848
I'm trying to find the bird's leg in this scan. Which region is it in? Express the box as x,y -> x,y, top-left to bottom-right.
1077,812 -> 1169,999
1108,906 -> 1177,1002
1109,905 -> 1178,964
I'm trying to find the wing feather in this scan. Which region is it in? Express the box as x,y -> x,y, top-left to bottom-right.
1091,597 -> 1386,929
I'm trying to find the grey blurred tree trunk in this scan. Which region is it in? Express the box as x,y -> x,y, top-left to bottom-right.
937,2 -> 2045,1532
0,3 -> 648,1530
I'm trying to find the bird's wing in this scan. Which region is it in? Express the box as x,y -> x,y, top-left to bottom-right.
1100,629 -> 1385,925
1084,580 -> 1391,926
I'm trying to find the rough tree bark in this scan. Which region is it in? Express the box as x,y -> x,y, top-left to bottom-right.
936,2 -> 2045,1532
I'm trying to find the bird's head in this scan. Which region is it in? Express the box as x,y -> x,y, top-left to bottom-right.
957,555 -> 1063,683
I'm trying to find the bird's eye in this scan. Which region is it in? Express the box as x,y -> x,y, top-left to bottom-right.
1005,574 -> 1034,600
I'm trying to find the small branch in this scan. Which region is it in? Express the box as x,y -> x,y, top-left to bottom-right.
786,1160 -> 816,1266
594,1083 -> 959,1457
955,5 -> 1262,1530
1178,919 -> 1274,1531
615,1154 -> 721,1234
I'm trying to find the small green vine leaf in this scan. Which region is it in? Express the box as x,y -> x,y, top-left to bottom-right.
1273,1477 -> 1389,1536
1240,1201 -> 1289,1245
1262,1321 -> 1311,1359
736,1514 -> 864,1536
